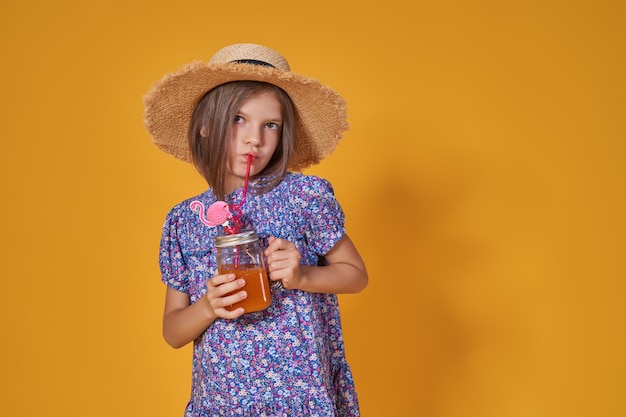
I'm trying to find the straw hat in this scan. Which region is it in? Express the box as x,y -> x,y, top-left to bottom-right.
143,43 -> 348,170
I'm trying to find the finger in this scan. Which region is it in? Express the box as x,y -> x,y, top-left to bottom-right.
221,278 -> 246,293
217,308 -> 246,320
268,272 -> 284,283
265,237 -> 279,255
265,237 -> 295,255
212,289 -> 248,319
206,278 -> 246,304
267,247 -> 299,266
211,279 -> 246,299
267,258 -> 288,273
217,289 -> 248,308
267,252 -> 300,271
208,273 -> 237,287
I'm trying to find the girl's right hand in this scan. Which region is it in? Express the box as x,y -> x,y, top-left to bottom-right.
205,273 -> 247,319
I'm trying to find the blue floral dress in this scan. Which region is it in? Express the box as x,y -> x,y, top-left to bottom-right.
159,172 -> 360,416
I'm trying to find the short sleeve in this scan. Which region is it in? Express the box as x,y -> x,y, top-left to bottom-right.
296,177 -> 346,256
159,207 -> 191,293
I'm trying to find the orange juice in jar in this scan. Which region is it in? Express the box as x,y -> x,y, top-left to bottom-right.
215,231 -> 271,313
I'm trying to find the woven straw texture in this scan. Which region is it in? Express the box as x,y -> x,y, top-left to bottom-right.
143,44 -> 348,171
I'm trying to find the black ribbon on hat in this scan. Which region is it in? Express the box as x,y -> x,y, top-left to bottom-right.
230,59 -> 275,68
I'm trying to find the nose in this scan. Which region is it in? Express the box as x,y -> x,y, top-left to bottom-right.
243,127 -> 262,146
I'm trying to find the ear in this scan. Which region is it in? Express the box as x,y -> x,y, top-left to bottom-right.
200,126 -> 209,138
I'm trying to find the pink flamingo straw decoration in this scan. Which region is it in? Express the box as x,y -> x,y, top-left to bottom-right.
190,153 -> 255,235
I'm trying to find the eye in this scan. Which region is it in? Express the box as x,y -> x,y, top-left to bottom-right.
234,115 -> 244,123
266,122 -> 280,130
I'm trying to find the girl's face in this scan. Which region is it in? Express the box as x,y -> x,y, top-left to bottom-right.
224,91 -> 282,194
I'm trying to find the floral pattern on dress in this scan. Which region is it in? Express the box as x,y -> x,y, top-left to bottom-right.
160,172 -> 360,416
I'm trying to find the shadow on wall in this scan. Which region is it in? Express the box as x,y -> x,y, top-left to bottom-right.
354,162 -> 491,415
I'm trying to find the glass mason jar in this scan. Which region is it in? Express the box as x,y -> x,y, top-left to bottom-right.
215,230 -> 271,313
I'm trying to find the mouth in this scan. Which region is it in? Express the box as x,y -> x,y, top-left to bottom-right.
245,153 -> 258,162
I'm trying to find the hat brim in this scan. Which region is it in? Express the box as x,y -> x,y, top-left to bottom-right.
143,61 -> 348,170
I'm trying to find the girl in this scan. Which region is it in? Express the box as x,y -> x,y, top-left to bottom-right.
143,43 -> 368,416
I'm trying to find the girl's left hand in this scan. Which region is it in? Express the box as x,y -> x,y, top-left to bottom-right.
265,236 -> 301,289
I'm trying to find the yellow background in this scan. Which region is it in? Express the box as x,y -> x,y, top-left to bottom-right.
1,0 -> 624,416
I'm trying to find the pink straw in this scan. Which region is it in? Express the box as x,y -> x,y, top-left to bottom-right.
225,153 -> 254,234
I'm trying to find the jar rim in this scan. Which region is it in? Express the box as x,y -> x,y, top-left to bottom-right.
215,230 -> 258,247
